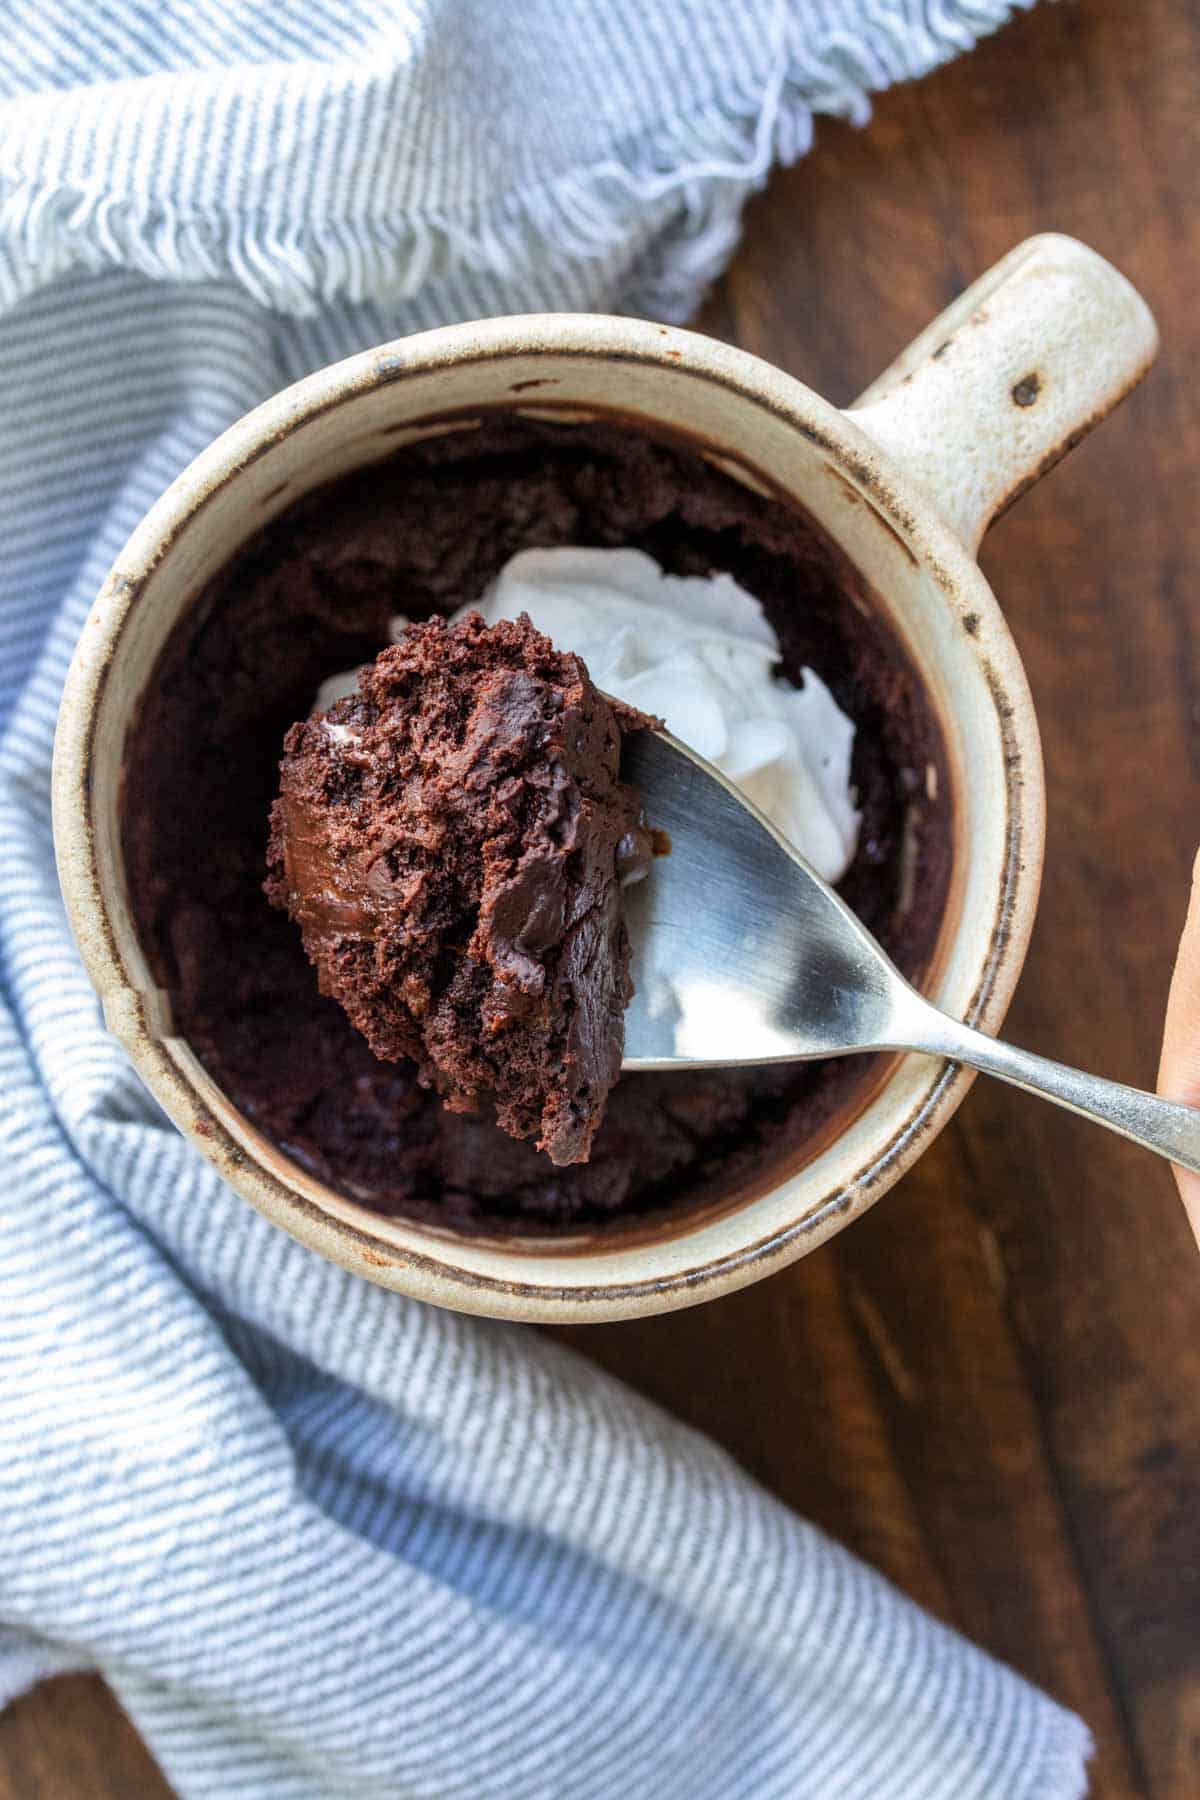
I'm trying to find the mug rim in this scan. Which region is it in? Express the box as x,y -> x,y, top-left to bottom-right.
51,313 -> 1045,1322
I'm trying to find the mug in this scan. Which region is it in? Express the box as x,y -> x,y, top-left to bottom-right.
53,234 -> 1157,1322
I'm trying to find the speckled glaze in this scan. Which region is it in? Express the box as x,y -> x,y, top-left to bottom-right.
53,235 -> 1156,1322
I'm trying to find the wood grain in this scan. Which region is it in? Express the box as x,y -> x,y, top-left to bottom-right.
0,1678 -> 168,1798
5,0 -> 1198,1792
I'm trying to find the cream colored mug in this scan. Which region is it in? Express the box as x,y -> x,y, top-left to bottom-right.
53,234 -> 1157,1322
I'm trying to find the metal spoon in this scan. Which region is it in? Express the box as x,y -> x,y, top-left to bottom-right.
620,730 -> 1200,1174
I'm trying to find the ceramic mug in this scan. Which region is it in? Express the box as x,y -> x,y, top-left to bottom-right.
53,233 -> 1156,1322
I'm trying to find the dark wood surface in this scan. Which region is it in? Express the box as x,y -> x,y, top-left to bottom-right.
5,0 -> 1197,1792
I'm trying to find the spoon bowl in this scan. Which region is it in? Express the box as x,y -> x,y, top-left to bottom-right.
621,729 -> 904,1070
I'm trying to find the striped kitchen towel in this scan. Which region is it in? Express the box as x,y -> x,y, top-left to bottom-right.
0,2 -> 1090,1797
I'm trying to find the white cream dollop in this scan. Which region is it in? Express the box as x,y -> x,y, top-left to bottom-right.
315,546 -> 861,883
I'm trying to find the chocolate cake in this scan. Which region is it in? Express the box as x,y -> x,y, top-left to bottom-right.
266,613 -> 656,1166
122,415 -> 951,1233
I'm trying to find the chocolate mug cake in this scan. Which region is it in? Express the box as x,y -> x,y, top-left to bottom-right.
122,415 -> 950,1233
267,610 -> 658,1168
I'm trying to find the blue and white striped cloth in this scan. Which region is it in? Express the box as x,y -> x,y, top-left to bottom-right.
0,3 -> 1090,1796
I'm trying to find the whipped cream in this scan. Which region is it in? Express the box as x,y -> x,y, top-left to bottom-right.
315,547 -> 861,882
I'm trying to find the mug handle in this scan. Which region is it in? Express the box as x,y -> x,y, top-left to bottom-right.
845,234 -> 1158,551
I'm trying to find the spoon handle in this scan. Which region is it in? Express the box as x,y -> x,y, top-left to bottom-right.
909,1005 -> 1200,1175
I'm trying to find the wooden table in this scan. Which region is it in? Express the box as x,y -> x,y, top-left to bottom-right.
4,1 -> 1198,1792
